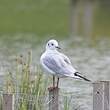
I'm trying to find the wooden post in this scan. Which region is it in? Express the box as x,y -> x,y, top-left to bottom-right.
48,87 -> 59,110
93,81 -> 110,110
3,94 -> 14,110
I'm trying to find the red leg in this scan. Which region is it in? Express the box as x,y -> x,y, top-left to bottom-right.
53,75 -> 55,87
57,77 -> 59,88
48,76 -> 56,91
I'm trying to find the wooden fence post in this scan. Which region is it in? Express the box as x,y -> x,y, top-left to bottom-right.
93,81 -> 110,110
48,87 -> 59,110
3,94 -> 14,110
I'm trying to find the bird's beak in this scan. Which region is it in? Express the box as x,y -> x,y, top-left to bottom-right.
56,46 -> 61,49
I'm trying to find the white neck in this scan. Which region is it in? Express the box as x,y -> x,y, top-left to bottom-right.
46,49 -> 58,53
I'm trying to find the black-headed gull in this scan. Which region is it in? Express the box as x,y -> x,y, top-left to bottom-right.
40,39 -> 91,88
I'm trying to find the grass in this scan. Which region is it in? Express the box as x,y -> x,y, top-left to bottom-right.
0,0 -> 69,36
3,51 -> 49,110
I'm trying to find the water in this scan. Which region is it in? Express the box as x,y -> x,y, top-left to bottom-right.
0,35 -> 110,109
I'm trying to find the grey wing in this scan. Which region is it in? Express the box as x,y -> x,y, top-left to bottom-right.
42,56 -> 62,74
60,53 -> 71,64
42,54 -> 76,76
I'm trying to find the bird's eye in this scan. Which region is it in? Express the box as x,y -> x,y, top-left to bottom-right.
51,43 -> 54,46
48,43 -> 49,46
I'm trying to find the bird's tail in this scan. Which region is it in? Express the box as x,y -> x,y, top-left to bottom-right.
74,72 -> 91,82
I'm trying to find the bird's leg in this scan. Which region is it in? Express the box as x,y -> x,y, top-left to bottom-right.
48,76 -> 58,91
53,75 -> 55,87
56,77 -> 59,88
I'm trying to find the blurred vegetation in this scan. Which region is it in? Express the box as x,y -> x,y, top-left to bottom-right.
0,0 -> 110,38
0,0 -> 69,36
3,51 -> 49,110
93,0 -> 110,37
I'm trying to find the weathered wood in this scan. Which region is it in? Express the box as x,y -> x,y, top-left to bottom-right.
3,94 -> 14,110
49,87 -> 59,110
93,81 -> 110,110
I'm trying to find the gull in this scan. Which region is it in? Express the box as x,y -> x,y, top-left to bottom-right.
40,39 -> 91,89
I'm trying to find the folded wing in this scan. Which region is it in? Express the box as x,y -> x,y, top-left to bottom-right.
42,54 -> 78,77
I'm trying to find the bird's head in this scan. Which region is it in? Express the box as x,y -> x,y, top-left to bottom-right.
46,39 -> 61,50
